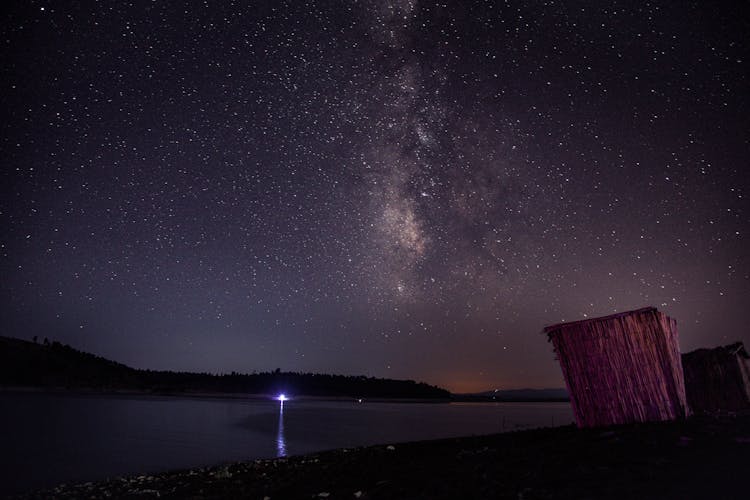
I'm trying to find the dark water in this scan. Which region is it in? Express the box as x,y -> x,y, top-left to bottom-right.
0,392 -> 573,495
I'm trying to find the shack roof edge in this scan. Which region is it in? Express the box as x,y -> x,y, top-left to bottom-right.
543,306 -> 662,334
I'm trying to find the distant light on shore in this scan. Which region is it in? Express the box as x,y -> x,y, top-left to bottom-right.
276,394 -> 288,402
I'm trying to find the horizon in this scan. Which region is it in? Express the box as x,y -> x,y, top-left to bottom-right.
2,1 -> 747,394
3,333 -> 569,394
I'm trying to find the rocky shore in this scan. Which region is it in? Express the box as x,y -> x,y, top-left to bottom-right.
15,414 -> 750,499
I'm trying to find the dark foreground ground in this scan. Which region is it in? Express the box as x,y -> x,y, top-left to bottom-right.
15,414 -> 750,499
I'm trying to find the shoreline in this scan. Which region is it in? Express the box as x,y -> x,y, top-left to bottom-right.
0,386 -> 568,404
15,414 -> 750,499
0,386 -> 453,404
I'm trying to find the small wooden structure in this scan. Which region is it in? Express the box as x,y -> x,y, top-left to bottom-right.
545,307 -> 689,428
682,342 -> 750,413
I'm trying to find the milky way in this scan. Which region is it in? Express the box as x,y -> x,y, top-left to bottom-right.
1,1 -> 748,392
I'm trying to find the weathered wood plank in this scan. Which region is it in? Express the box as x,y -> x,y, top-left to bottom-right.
682,342 -> 750,412
546,307 -> 689,427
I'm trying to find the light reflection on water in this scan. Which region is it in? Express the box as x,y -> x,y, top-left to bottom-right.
0,393 -> 572,496
276,400 -> 286,457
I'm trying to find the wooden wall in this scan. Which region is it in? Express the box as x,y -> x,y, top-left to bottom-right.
546,307 -> 689,428
682,342 -> 750,412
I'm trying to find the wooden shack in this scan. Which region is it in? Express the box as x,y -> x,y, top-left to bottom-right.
682,342 -> 750,413
545,307 -> 689,428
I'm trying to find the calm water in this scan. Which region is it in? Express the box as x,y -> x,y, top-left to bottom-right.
0,392 -> 573,495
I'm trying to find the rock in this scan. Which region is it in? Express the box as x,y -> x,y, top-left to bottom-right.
386,445 -> 395,451
354,491 -> 363,498
130,488 -> 161,497
214,467 -> 232,479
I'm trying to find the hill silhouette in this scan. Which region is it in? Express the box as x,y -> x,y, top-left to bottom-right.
0,336 -> 449,399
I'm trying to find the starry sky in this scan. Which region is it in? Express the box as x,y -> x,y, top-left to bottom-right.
1,1 -> 748,393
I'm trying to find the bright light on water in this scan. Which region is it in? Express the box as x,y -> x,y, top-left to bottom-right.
276,397 -> 286,457
276,394 -> 287,402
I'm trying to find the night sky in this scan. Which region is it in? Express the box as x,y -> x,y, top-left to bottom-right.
1,1 -> 748,393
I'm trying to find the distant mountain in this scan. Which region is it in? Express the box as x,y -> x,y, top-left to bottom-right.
453,388 -> 569,402
0,336 -> 449,399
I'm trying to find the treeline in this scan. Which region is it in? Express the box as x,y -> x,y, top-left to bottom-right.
0,336 -> 449,399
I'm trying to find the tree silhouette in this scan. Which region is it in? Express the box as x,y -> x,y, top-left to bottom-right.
0,337 -> 450,399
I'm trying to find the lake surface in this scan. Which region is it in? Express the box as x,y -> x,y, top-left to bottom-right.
0,392 -> 573,495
